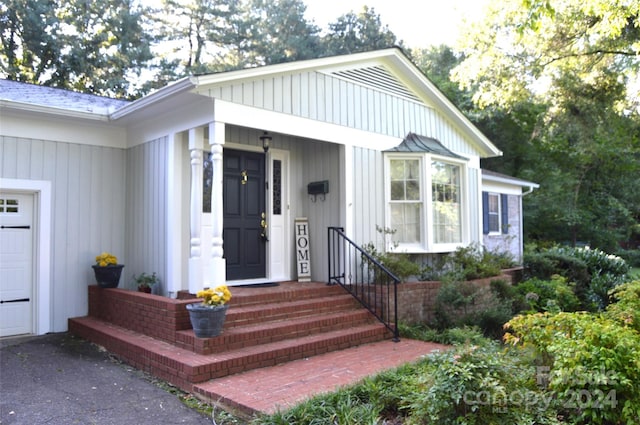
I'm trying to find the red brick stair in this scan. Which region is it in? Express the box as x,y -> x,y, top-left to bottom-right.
68,282 -> 391,394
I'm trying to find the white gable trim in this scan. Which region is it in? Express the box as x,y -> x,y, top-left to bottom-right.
214,99 -> 400,150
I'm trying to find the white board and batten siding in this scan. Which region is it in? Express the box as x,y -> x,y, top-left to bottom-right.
125,138 -> 173,292
0,135 -> 126,333
206,69 -> 487,158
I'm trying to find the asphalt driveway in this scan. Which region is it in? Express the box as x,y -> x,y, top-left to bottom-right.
0,333 -> 214,425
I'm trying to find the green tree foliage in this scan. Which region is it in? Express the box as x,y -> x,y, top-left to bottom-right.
0,0 -> 154,98
322,6 -> 400,56
153,0 -> 242,74
453,0 -> 640,251
239,0 -> 321,66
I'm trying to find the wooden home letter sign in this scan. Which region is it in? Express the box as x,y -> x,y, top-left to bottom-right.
295,217 -> 311,282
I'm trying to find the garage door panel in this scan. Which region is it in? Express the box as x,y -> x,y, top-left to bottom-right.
0,193 -> 34,337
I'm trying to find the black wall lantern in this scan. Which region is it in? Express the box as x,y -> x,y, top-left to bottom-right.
260,131 -> 272,153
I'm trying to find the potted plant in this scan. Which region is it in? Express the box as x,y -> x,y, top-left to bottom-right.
132,272 -> 159,293
92,252 -> 124,288
186,285 -> 232,338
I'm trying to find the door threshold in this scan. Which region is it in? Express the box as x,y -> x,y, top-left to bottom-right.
226,278 -> 275,287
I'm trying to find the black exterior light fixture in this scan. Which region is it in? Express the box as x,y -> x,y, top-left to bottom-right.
260,131 -> 272,153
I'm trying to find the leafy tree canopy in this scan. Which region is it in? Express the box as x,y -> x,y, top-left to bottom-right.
452,0 -> 640,113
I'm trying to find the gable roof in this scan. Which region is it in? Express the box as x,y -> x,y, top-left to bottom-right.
385,133 -> 467,159
115,48 -> 502,157
0,79 -> 129,119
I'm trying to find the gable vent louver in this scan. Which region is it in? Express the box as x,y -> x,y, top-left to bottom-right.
330,66 -> 423,103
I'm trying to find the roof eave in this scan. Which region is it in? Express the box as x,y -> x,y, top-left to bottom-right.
0,99 -> 111,121
483,172 -> 539,190
109,77 -> 196,120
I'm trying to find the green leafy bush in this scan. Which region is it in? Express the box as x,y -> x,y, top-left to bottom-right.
406,343 -> 559,425
430,244 -> 515,281
605,280 -> 640,332
433,281 -> 514,338
515,275 -> 580,313
524,246 -> 630,310
505,312 -> 640,424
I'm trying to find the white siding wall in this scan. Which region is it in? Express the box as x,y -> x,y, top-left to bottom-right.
125,138 -> 171,292
352,147 -> 385,248
208,71 -> 483,158
0,136 -> 126,331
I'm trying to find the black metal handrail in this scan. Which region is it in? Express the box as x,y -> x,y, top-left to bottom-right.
328,227 -> 400,342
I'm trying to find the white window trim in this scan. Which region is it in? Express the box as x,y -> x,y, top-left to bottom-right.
385,154 -> 469,254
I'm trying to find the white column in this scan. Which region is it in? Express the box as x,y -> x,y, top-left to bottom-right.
188,128 -> 204,294
166,132 -> 185,297
209,121 -> 226,285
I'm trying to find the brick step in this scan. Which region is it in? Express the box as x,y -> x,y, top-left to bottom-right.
180,283 -> 347,308
68,316 -> 390,387
176,308 -> 375,354
223,294 -> 361,328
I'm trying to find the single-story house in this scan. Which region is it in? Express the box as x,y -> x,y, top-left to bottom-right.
0,47 -> 537,338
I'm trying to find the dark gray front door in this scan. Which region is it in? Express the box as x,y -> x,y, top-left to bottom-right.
223,149 -> 266,280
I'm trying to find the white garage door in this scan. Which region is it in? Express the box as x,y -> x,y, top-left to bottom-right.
0,193 -> 34,337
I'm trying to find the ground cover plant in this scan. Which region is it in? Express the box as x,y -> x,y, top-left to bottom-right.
251,249 -> 640,424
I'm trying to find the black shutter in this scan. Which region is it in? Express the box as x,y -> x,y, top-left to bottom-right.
482,191 -> 489,235
501,194 -> 509,234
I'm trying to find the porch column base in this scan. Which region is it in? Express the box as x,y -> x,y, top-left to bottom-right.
210,257 -> 226,286
189,258 -> 203,294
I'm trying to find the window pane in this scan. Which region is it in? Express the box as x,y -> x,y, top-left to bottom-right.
390,159 -> 421,201
391,203 -> 421,244
432,161 -> 462,244
488,193 -> 500,232
390,181 -> 405,200
406,180 -> 420,200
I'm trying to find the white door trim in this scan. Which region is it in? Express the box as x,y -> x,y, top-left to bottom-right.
0,178 -> 52,335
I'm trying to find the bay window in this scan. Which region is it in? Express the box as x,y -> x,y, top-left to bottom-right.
386,154 -> 467,252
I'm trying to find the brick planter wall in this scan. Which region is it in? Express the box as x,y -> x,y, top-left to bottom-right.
396,273 -> 517,325
87,286 -> 193,343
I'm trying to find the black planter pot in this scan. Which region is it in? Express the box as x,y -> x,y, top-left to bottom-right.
92,264 -> 125,288
186,303 -> 229,338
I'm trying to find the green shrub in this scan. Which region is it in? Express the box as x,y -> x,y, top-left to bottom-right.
515,275 -> 581,313
615,249 -> 640,267
524,247 -> 630,310
434,281 -> 514,338
505,312 -> 640,424
399,323 -> 489,346
605,280 -> 640,332
406,343 -> 559,425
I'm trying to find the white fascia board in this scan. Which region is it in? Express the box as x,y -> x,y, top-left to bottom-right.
482,173 -> 539,189
1,108 -> 127,148
214,99 -> 401,150
110,77 -> 195,120
1,100 -> 111,121
482,174 -> 539,195
192,49 -> 400,89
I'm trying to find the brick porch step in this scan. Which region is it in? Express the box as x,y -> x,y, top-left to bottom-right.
69,315 -> 389,388
69,282 -> 393,393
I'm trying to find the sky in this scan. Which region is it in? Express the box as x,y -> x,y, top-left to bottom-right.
302,0 -> 490,48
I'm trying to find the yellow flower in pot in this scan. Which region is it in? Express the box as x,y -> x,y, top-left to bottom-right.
187,284 -> 232,338
92,252 -> 124,288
